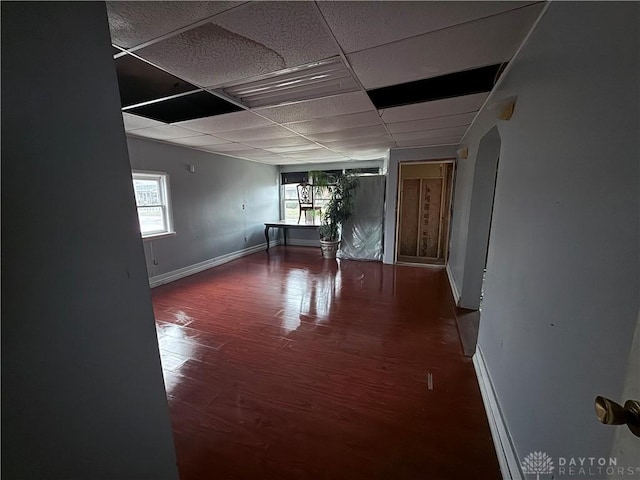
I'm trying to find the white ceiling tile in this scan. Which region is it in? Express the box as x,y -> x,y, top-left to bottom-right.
392,126 -> 468,142
380,93 -> 488,123
395,137 -> 462,148
261,159 -> 288,165
216,125 -> 298,142
386,112 -> 476,134
199,143 -> 252,153
284,151 -> 350,162
136,2 -> 338,88
242,136 -> 313,149
284,148 -> 334,158
284,111 -> 382,135
174,111 -> 274,134
265,144 -> 324,154
235,151 -> 287,162
167,135 -> 229,147
322,136 -> 395,150
128,125 -> 201,140
348,3 -> 544,89
303,124 -> 388,143
276,158 -> 308,165
258,159 -> 286,165
122,112 -> 164,131
255,91 -> 374,123
318,1 -> 535,53
107,1 -> 242,49
222,148 -> 260,157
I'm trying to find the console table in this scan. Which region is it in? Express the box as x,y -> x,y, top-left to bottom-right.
264,220 -> 320,252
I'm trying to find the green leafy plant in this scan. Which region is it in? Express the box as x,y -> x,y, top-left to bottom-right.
310,171 -> 359,242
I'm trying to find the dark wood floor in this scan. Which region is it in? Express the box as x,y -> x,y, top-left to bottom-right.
152,246 -> 500,480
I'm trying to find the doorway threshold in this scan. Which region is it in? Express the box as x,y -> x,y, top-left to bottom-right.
396,261 -> 445,269
397,255 -> 445,267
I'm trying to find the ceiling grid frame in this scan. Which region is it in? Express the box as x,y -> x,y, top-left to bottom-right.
310,0 -> 397,150
117,50 -> 361,163
112,6 -> 380,164
109,1 -> 547,165
111,1 -> 251,54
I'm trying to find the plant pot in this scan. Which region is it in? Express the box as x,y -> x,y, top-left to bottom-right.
320,239 -> 340,259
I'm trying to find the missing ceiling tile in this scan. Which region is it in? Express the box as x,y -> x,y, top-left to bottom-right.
367,64 -> 504,110
126,91 -> 243,123
115,54 -> 198,107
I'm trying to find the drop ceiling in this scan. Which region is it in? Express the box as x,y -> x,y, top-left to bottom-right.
109,1 -> 544,165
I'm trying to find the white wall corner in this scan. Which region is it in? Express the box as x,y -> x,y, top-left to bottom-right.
149,239 -> 281,288
446,263 -> 461,306
473,346 -> 523,480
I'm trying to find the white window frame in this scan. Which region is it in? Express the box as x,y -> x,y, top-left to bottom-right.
132,170 -> 175,240
282,182 -> 301,222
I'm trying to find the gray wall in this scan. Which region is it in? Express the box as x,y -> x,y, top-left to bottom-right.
1,3 -> 178,479
127,137 -> 279,278
449,1 -> 639,463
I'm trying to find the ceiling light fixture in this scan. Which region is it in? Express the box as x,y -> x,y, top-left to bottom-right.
217,57 -> 359,109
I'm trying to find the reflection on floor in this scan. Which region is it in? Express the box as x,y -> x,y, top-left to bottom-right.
152,246 -> 500,480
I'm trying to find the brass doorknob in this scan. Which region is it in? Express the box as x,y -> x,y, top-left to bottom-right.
594,396 -> 640,437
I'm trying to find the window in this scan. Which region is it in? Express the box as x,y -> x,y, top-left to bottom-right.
281,171 -> 338,222
283,183 -> 301,222
280,168 -> 381,222
132,171 -> 174,238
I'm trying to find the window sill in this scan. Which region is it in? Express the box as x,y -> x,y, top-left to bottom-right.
142,231 -> 176,242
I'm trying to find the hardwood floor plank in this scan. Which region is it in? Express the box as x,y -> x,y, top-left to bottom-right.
152,246 -> 500,480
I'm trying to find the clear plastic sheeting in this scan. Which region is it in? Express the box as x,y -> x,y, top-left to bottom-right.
338,175 -> 386,261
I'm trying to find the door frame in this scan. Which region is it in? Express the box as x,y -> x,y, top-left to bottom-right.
394,159 -> 456,265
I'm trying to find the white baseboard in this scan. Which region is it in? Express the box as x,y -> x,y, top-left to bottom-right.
473,346 -> 522,480
446,263 -> 461,305
149,239 -> 280,288
287,238 -> 321,247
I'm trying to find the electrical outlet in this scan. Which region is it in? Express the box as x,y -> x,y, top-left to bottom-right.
242,203 -> 246,210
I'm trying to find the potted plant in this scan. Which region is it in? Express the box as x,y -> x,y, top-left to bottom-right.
310,171 -> 359,259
